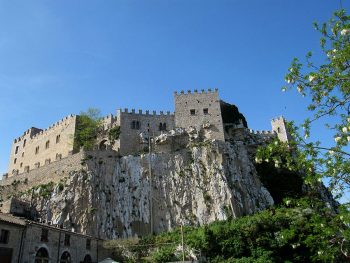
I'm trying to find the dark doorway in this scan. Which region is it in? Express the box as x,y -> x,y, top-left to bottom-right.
35,247 -> 49,263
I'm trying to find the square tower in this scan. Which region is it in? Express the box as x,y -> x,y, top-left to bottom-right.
174,89 -> 225,141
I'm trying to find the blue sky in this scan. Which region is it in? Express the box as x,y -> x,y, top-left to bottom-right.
0,1 -> 348,179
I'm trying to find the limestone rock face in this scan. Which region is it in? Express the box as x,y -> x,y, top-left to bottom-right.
28,140 -> 273,239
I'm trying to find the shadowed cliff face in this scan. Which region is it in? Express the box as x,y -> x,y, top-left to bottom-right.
220,101 -> 248,128
26,141 -> 273,239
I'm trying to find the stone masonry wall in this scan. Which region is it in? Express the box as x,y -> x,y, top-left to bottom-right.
8,115 -> 78,176
21,223 -> 99,263
174,89 -> 225,141
0,221 -> 25,263
271,116 -> 291,143
0,152 -> 84,195
116,109 -> 175,155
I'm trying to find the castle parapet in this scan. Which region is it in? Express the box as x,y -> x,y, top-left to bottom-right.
117,108 -> 174,117
174,88 -> 219,96
29,114 -> 77,140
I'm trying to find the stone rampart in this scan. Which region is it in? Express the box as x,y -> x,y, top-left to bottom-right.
1,151 -> 84,190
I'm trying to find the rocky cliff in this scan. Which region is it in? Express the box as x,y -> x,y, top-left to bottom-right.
4,138 -> 272,239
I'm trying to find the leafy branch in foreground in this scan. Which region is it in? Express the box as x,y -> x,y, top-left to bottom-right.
280,9 -> 350,197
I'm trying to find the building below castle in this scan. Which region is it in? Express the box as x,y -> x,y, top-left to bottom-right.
0,212 -> 103,263
6,89 -> 290,177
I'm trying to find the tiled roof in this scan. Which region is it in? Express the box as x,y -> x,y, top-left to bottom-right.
0,213 -> 26,226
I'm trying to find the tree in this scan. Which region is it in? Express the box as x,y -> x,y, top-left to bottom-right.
265,8 -> 350,198
74,108 -> 102,151
256,8 -> 350,259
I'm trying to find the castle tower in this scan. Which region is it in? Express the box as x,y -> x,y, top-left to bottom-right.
174,89 -> 225,141
271,116 -> 292,143
7,115 -> 78,176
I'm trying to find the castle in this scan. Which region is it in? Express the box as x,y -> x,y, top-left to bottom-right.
7,89 -> 289,177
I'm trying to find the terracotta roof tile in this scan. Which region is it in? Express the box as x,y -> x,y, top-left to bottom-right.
0,213 -> 26,226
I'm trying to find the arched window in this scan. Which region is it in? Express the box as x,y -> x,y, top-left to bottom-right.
159,123 -> 167,131
35,247 -> 49,263
56,135 -> 61,143
45,140 -> 50,149
83,254 -> 92,263
60,251 -> 71,263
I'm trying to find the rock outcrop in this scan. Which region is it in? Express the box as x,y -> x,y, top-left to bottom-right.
20,137 -> 273,239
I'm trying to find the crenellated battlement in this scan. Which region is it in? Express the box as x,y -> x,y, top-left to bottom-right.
174,88 -> 218,96
14,114 -> 77,143
249,129 -> 275,135
117,108 -> 173,116
271,116 -> 285,122
7,89 -> 288,177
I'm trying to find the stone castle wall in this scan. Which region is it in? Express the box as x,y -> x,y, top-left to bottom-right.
116,109 -> 175,155
8,115 -> 78,177
1,151 -> 84,191
271,116 -> 291,143
174,89 -> 225,141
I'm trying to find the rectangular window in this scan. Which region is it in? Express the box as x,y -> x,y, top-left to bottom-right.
15,146 -> 19,154
45,140 -> 50,149
35,146 -> 39,155
56,135 -> 61,143
0,229 -> 9,244
86,238 -> 91,250
41,228 -> 48,242
64,234 -> 70,246
203,108 -> 209,115
190,109 -> 196,115
14,158 -> 17,164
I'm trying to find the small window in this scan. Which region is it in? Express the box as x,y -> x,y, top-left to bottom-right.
35,146 -> 39,155
0,229 -> 9,244
56,135 -> 61,143
45,140 -> 50,149
190,109 -> 196,115
22,152 -> 24,157
35,162 -> 40,168
64,234 -> 70,246
159,123 -> 167,131
41,228 -> 49,242
86,238 -> 91,250
24,166 -> 30,173
56,153 -> 62,160
20,163 -> 23,168
23,139 -> 26,148
45,159 -> 51,165
14,158 -> 17,164
131,121 -> 140,130
203,108 -> 209,115
277,127 -> 281,133
15,146 -> 19,154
